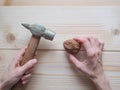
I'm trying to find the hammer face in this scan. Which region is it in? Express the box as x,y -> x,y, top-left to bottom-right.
43,29 -> 56,40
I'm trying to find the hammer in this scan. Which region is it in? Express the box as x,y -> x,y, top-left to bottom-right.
12,23 -> 56,90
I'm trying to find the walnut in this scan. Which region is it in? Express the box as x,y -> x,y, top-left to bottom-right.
63,39 -> 81,54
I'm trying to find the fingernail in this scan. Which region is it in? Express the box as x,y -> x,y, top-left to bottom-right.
31,59 -> 37,64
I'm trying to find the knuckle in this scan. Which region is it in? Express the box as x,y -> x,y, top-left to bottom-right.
96,50 -> 101,55
87,50 -> 96,57
90,52 -> 96,57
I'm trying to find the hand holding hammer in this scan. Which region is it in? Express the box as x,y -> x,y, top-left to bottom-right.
12,23 -> 55,90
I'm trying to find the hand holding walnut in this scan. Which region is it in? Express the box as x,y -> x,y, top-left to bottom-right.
65,37 -> 111,90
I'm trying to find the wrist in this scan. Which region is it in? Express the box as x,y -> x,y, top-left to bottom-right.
91,73 -> 111,90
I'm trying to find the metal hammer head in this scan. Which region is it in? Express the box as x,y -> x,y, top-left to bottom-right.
22,23 -> 56,40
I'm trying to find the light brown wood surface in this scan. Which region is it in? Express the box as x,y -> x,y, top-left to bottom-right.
0,0 -> 120,6
0,6 -> 120,90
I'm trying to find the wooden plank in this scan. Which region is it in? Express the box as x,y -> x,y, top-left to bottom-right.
1,0 -> 120,6
27,74 -> 119,90
0,6 -> 119,90
0,50 -> 120,70
0,50 -> 120,72
0,7 -> 120,50
0,50 -> 120,90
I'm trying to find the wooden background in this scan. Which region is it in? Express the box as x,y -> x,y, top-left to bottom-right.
0,0 -> 120,90
0,0 -> 120,6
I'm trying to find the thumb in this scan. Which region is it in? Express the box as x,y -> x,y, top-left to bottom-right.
20,59 -> 37,74
67,53 -> 84,70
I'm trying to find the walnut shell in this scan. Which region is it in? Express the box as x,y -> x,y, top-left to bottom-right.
63,39 -> 81,54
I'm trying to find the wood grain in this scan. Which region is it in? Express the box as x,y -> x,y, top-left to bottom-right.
0,50 -> 120,90
0,7 -> 120,50
0,6 -> 120,90
0,0 -> 120,6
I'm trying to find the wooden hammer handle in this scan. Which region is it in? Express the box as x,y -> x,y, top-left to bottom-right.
12,35 -> 40,90
21,35 -> 40,65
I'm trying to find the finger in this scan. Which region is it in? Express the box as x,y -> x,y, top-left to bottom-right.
68,53 -> 83,70
25,68 -> 34,75
16,47 -> 27,61
99,40 -> 104,50
88,37 -> 99,54
20,59 -> 37,74
73,37 -> 82,44
22,79 -> 29,85
74,37 -> 91,52
15,47 -> 27,62
94,37 -> 100,47
21,73 -> 32,81
12,47 -> 27,67
88,36 -> 97,47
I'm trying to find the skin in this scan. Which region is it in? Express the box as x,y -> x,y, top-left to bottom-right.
0,36 -> 111,90
0,47 -> 37,90
67,36 -> 112,90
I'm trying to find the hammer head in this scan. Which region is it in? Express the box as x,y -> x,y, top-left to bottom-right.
22,23 -> 56,41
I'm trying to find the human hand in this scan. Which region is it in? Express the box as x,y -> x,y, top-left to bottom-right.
0,47 -> 37,90
67,37 -> 111,90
